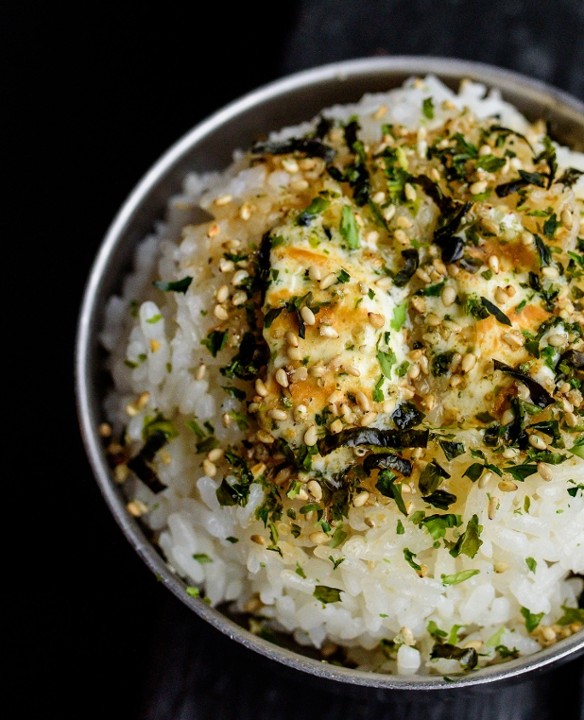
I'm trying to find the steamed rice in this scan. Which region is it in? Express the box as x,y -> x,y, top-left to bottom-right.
100,75 -> 584,677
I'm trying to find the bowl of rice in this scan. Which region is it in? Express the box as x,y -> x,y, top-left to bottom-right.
76,56 -> 584,692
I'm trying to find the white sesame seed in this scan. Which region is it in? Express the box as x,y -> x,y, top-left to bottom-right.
441,285 -> 457,306
307,479 -> 323,500
352,491 -> 369,507
304,425 -> 318,446
470,180 -> 487,195
255,378 -> 268,397
461,353 -> 477,373
319,325 -> 339,338
300,306 -> 316,325
275,368 -> 289,387
529,434 -> 547,450
308,265 -> 322,281
268,408 -> 288,421
214,304 -> 229,320
232,269 -> 249,286
319,272 -> 338,290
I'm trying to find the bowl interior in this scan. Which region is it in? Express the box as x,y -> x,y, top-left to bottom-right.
75,56 -> 584,692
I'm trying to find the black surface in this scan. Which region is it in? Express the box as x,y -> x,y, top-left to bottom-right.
7,2 -> 583,718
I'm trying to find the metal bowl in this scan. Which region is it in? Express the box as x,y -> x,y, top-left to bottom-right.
75,56 -> 584,694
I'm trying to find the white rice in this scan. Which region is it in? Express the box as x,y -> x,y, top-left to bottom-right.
100,74 -> 584,677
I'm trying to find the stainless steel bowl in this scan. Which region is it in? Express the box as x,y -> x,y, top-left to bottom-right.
75,55 -> 584,693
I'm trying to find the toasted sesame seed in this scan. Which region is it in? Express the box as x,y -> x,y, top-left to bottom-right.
251,462 -> 267,478
304,425 -> 318,446
300,306 -> 316,325
214,193 -> 232,206
256,429 -> 274,444
498,480 -> 518,492
250,534 -> 266,545
367,312 -> 385,329
127,499 -> 149,517
207,222 -> 221,238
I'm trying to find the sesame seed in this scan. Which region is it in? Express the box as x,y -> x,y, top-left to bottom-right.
207,223 -> 221,238
304,425 -> 318,446
372,191 -> 386,204
367,312 -> 385,328
202,459 -> 217,477
309,531 -> 330,545
308,265 -> 322,281
319,325 -> 339,338
330,418 -> 343,434
127,499 -> 148,517
250,534 -> 266,546
461,353 -> 477,373
254,378 -> 269,397
319,272 -> 338,290
208,447 -> 224,462
547,333 -> 565,347
307,479 -> 322,500
275,368 -> 289,387
441,285 -> 456,306
195,364 -> 207,380
216,284 -> 230,303
281,158 -> 299,173
528,434 -> 547,450
404,183 -> 417,201
498,480 -> 518,492
542,265 -> 559,278
470,180 -> 487,195
256,430 -> 275,444
488,255 -> 500,274
219,258 -> 235,273
214,193 -> 232,206
300,306 -> 316,325
232,269 -> 249,286
251,463 -> 267,478
214,304 -> 228,320
239,203 -> 252,220
268,408 -> 288,421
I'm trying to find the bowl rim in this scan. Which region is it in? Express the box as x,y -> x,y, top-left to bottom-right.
75,54 -> 584,692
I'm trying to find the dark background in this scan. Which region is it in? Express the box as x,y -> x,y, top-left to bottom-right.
6,2 -> 583,718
